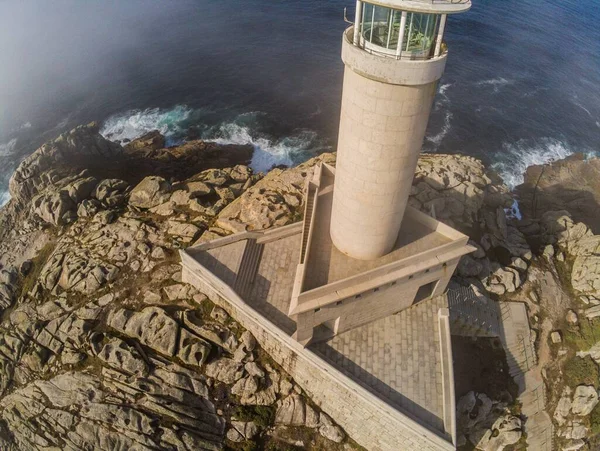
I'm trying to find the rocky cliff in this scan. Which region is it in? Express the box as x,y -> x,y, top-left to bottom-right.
0,124 -> 599,450
0,126 -> 348,451
516,154 -> 600,234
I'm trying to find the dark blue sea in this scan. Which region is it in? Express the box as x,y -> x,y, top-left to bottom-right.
1,0 -> 599,205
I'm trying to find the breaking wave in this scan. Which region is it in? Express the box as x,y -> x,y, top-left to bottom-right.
0,139 -> 18,157
426,83 -> 453,147
491,138 -> 594,189
0,139 -> 18,207
207,113 -> 327,173
100,106 -> 328,173
100,105 -> 196,146
438,83 -> 452,97
426,111 -> 453,146
0,190 -> 9,208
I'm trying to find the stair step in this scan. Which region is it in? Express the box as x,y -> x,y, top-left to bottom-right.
234,240 -> 264,298
300,194 -> 315,262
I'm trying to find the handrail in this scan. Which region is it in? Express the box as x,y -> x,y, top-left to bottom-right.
301,187 -> 319,267
187,222 -> 302,253
438,308 -> 457,445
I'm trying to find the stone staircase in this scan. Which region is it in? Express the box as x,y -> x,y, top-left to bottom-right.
300,187 -> 316,263
233,239 -> 264,299
448,287 -> 537,374
499,301 -> 537,376
447,286 -> 502,337
449,286 -> 553,450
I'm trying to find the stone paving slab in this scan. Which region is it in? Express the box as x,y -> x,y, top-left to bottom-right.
312,295 -> 448,434
194,240 -> 246,287
192,229 -> 449,435
246,234 -> 300,335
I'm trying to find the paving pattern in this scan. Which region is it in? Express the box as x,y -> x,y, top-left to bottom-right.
195,240 -> 246,287
247,235 -> 300,335
499,301 -> 553,451
312,295 -> 448,433
192,231 -> 448,435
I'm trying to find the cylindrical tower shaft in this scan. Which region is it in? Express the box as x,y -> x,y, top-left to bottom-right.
330,1 -> 469,260
331,69 -> 437,259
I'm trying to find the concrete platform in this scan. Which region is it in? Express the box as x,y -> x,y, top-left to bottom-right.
312,295 -> 448,432
186,223 -> 451,438
304,175 -> 452,292
288,164 -> 474,345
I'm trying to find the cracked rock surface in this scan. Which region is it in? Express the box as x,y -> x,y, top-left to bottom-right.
0,126 -> 354,451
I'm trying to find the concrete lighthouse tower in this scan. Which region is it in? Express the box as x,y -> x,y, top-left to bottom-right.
330,0 -> 471,260
182,0 -> 476,353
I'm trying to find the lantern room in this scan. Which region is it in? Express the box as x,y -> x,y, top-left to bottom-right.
351,0 -> 471,60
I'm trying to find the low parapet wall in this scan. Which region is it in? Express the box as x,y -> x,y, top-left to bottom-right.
181,250 -> 455,451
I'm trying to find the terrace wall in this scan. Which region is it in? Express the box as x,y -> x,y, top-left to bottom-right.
181,251 -> 455,451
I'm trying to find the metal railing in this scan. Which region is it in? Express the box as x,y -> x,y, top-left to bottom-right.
344,26 -> 447,62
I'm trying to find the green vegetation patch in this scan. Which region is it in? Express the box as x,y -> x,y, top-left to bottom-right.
19,240 -> 56,297
591,403 -> 600,436
232,405 -> 275,429
226,441 -> 260,451
564,318 -> 600,352
264,441 -> 303,451
563,355 -> 600,388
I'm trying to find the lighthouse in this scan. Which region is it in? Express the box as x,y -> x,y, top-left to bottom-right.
330,0 -> 471,260
183,0 -> 476,351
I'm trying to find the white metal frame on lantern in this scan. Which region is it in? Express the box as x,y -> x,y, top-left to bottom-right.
352,0 -> 463,60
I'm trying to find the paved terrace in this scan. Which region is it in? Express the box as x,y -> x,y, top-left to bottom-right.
312,295 -> 447,432
188,224 -> 448,436
303,173 -> 452,292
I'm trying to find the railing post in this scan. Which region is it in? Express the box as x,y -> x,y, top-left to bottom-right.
353,1 -> 363,46
435,14 -> 447,57
396,11 -> 407,59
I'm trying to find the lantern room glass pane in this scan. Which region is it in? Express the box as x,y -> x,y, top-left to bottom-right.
404,12 -> 439,56
361,4 -> 402,51
360,3 -> 440,58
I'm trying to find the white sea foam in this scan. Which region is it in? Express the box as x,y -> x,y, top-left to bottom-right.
426,84 -> 453,147
101,106 -> 325,173
491,138 -> 588,189
0,138 -> 18,157
476,77 -> 514,94
0,190 -> 9,208
11,122 -> 32,133
210,121 -> 323,173
438,83 -> 452,96
426,111 -> 453,146
100,105 -> 193,145
0,139 -> 18,207
505,199 -> 522,221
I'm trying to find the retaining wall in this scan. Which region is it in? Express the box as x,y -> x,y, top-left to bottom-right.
181,251 -> 455,451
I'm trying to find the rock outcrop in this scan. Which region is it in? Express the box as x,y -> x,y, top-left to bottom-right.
516,154 -> 600,233
0,126 -> 351,451
456,391 -> 522,451
523,210 -> 600,300
129,176 -> 172,209
3,122 -> 598,450
211,153 -> 336,235
8,123 -> 122,204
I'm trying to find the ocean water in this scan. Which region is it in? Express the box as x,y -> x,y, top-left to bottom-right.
1,0 -> 599,206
